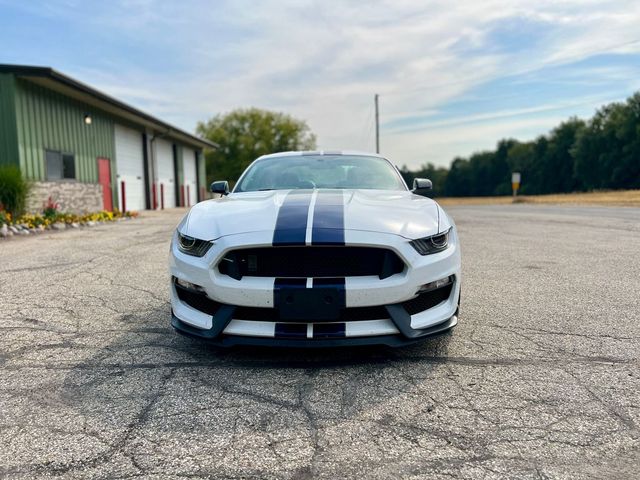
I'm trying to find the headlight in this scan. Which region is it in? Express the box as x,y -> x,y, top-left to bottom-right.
410,228 -> 451,255
177,232 -> 213,257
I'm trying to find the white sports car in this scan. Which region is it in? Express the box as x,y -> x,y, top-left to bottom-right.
169,151 -> 461,347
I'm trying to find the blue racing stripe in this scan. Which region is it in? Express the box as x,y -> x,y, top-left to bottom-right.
273,191 -> 313,246
275,323 -> 307,338
312,191 -> 345,245
274,278 -> 307,288
313,323 -> 346,338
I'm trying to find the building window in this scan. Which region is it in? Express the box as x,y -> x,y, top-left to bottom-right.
46,150 -> 76,180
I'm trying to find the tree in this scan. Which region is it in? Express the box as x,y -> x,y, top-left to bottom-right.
416,163 -> 449,196
492,139 -> 517,195
540,118 -> 585,193
196,108 -> 317,185
573,94 -> 640,190
444,157 -> 472,196
399,162 -> 448,196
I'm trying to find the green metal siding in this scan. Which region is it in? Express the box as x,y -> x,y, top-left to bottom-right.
3,72 -> 209,209
0,74 -> 19,167
14,79 -> 115,183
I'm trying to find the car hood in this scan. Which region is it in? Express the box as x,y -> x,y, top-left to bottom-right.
182,189 -> 443,241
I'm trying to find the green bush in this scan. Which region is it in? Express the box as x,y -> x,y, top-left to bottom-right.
0,165 -> 30,217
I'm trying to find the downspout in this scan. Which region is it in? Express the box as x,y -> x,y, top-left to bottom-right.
149,133 -> 158,210
142,132 -> 152,210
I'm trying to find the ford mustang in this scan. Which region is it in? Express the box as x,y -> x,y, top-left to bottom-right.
169,151 -> 461,347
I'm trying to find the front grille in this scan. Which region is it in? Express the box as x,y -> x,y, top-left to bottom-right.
218,246 -> 404,280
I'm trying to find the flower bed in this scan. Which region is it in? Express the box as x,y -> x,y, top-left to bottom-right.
0,197 -> 138,238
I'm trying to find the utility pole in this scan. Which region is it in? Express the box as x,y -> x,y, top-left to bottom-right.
374,93 -> 380,154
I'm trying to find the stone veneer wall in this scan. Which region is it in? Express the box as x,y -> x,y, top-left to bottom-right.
27,181 -> 104,214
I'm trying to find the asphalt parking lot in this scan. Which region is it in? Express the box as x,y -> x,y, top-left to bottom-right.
1,204 -> 639,479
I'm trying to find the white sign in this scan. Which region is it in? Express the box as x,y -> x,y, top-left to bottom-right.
512,172 -> 521,184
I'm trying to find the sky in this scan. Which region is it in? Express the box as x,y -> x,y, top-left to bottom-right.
1,0 -> 640,170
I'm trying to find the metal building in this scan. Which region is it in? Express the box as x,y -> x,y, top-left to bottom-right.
0,64 -> 216,213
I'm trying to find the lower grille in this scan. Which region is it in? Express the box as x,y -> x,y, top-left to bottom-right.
175,283 -> 221,316
218,246 -> 404,280
175,280 -> 453,323
176,281 -> 390,323
402,283 -> 453,315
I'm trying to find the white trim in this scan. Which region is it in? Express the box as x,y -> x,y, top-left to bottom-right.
220,318 -> 400,339
345,319 -> 399,337
224,320 -> 275,337
305,189 -> 319,245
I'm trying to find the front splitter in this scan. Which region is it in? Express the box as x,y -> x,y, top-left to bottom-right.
171,313 -> 457,348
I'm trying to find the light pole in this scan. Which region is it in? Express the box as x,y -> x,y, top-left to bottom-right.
374,94 -> 380,154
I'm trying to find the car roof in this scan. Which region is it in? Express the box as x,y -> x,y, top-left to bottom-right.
256,150 -> 388,161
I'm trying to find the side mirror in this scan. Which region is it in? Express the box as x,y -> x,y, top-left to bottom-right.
210,180 -> 230,195
412,178 -> 432,196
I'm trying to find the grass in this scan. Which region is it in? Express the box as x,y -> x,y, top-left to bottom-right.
436,189 -> 640,207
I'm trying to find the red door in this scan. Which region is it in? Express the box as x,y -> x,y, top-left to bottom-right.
97,158 -> 113,211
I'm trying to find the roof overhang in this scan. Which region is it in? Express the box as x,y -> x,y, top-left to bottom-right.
0,64 -> 217,150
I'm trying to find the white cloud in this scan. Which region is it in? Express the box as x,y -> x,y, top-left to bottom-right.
21,0 -> 640,169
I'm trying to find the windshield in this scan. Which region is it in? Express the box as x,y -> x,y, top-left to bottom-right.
234,154 -> 407,192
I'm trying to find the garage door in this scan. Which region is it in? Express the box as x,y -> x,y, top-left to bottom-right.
155,138 -> 175,209
183,147 -> 197,207
115,124 -> 145,211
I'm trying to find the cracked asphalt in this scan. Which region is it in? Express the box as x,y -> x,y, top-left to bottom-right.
1,205 -> 639,479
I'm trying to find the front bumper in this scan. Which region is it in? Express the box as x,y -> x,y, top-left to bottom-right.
171,311 -> 457,347
169,227 -> 461,347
